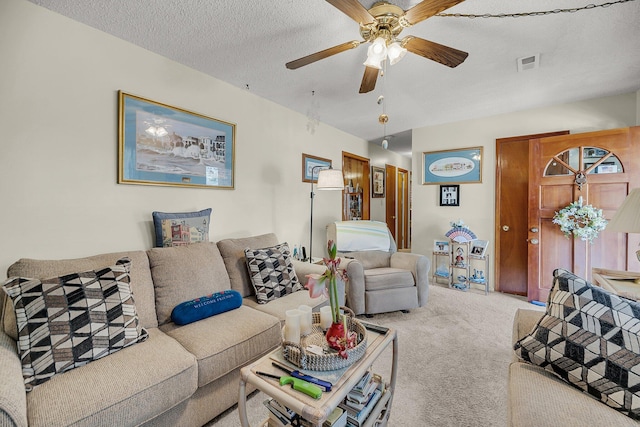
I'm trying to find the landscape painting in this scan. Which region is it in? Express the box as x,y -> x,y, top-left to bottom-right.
118,91 -> 235,189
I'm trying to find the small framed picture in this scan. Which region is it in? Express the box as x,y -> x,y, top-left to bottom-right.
371,166 -> 385,198
434,240 -> 449,254
439,184 -> 460,206
470,240 -> 489,257
302,153 -> 332,183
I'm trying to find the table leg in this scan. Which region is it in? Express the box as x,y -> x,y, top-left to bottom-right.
385,333 -> 398,422
238,376 -> 250,427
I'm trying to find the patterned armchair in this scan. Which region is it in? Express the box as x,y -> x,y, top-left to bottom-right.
326,221 -> 430,316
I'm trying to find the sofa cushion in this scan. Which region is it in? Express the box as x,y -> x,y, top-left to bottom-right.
147,243 -> 231,326
342,251 -> 391,270
3,258 -> 149,391
217,233 -> 280,297
4,250 -> 158,337
364,268 -> 415,291
152,208 -> 212,247
514,268 -> 640,419
171,290 -> 243,325
243,291 -> 328,323
244,242 -> 302,304
160,306 -> 280,387
24,328 -> 197,427
508,362 -> 636,426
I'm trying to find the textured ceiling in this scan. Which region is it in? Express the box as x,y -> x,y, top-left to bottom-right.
27,0 -> 640,157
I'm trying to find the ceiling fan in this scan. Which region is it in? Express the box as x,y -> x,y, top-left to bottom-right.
286,0 -> 469,93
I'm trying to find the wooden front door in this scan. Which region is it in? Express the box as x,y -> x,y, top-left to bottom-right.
527,127 -> 640,303
495,131 -> 568,295
385,164 -> 397,241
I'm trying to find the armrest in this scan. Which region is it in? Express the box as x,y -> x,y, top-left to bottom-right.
390,252 -> 431,307
0,329 -> 27,427
512,308 -> 544,346
291,259 -> 327,286
339,258 -> 366,315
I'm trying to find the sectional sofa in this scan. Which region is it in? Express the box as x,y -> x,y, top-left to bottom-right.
0,233 -> 326,427
509,269 -> 640,426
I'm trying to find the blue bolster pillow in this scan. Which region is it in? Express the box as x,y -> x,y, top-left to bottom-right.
171,290 -> 243,325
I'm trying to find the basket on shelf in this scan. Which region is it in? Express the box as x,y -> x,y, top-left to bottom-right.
281,306 -> 367,371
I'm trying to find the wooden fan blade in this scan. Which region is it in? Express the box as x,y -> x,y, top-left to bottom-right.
326,0 -> 375,25
404,0 -> 466,26
404,36 -> 468,68
359,66 -> 379,94
286,41 -> 361,70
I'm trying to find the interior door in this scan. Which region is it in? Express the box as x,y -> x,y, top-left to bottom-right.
342,152 -> 370,221
397,168 -> 410,249
385,164 -> 397,240
527,127 -> 640,303
495,131 -> 568,295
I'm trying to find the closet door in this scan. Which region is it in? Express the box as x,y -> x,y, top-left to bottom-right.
342,152 -> 370,221
495,131 -> 568,295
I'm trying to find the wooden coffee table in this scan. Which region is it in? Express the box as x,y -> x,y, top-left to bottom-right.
238,324 -> 397,427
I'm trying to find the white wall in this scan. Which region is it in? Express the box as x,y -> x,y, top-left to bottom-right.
368,142 -> 412,222
411,91 -> 639,290
0,0 -> 375,275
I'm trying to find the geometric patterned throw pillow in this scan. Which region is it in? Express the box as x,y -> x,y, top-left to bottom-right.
2,258 -> 148,391
515,268 -> 640,419
244,242 -> 302,304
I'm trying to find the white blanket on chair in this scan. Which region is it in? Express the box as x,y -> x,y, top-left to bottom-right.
335,221 -> 390,252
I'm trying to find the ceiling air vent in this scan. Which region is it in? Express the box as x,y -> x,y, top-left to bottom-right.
517,54 -> 540,72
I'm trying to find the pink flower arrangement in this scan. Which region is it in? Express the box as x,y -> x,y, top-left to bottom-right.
305,240 -> 356,358
304,240 -> 347,323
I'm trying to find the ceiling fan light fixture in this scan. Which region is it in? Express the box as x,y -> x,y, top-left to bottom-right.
364,44 -> 385,69
370,36 -> 388,56
387,42 -> 407,65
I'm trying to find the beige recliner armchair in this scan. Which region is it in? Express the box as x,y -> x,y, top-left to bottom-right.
326,221 -> 430,316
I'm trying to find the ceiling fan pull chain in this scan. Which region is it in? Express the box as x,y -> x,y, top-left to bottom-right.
436,0 -> 635,19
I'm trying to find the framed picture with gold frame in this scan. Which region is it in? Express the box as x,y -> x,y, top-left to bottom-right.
422,147 -> 482,185
118,91 -> 235,189
302,153 -> 332,183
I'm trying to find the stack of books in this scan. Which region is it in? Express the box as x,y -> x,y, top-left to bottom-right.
264,399 -> 299,427
338,371 -> 384,427
265,399 -> 347,427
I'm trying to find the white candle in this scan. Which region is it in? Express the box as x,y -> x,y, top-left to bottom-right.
298,305 -> 312,336
284,309 -> 301,344
320,306 -> 333,330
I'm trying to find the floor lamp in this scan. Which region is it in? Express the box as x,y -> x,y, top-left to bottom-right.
309,166 -> 344,262
607,188 -> 640,265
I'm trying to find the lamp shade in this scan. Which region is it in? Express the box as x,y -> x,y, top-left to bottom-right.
387,42 -> 407,65
363,37 -> 388,69
317,169 -> 344,190
363,45 -> 384,69
370,37 -> 387,57
607,189 -> 640,233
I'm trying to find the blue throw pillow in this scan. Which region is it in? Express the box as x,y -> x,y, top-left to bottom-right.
152,208 -> 212,247
171,290 -> 242,325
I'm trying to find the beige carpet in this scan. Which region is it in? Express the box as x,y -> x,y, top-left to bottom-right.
209,283 -> 543,426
